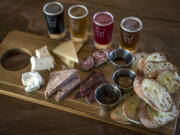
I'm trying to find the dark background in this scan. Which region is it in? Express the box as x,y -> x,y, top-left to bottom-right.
0,0 -> 179,135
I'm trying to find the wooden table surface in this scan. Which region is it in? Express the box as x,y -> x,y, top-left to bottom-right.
0,0 -> 179,135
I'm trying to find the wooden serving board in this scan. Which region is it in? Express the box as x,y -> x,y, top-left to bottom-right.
0,30 -> 179,135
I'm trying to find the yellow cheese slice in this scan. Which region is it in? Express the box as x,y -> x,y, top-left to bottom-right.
58,56 -> 74,68
74,42 -> 83,52
53,40 -> 79,63
58,42 -> 82,67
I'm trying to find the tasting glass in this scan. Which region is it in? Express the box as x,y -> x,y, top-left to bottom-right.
43,2 -> 65,40
68,5 -> 88,43
93,11 -> 114,49
120,16 -> 142,52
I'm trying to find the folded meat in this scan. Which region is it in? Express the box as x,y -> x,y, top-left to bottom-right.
45,69 -> 78,98
80,56 -> 94,71
92,50 -> 107,67
80,49 -> 112,71
56,74 -> 80,101
80,71 -> 105,95
85,77 -> 107,104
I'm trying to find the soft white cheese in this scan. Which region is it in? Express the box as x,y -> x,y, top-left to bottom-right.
30,56 -> 54,71
22,71 -> 44,92
35,45 -> 52,58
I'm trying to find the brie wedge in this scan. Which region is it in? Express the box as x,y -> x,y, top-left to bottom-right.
22,71 -> 44,92
30,56 -> 54,71
35,45 -> 52,58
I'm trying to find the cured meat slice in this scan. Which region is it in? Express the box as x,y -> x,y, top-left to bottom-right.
80,56 -> 95,71
80,72 -> 105,96
92,50 -> 107,67
85,78 -> 108,104
74,71 -> 97,98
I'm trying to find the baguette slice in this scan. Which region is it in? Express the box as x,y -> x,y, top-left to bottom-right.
138,102 -> 179,128
156,70 -> 180,94
132,52 -> 147,73
111,92 -> 134,124
111,103 -> 131,124
134,77 -> 173,112
144,61 -> 176,78
137,52 -> 166,74
144,52 -> 166,63
122,94 -> 142,124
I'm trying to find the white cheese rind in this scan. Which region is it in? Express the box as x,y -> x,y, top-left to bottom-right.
22,71 -> 44,92
30,56 -> 54,71
35,45 -> 52,58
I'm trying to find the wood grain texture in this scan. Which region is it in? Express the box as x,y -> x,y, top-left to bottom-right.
0,30 -> 179,135
0,0 -> 180,135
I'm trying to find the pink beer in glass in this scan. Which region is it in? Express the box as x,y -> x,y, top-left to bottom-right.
93,11 -> 114,49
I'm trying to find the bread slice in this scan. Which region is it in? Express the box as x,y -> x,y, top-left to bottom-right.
110,103 -> 131,124
156,70 -> 180,94
134,77 -> 173,112
144,52 -> 166,63
144,61 -> 176,78
110,92 -> 134,124
138,102 -> 179,128
137,52 -> 166,74
122,94 -> 142,124
132,52 -> 147,73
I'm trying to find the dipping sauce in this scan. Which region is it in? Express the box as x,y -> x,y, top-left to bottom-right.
113,57 -> 128,65
118,76 -> 133,88
98,90 -> 119,104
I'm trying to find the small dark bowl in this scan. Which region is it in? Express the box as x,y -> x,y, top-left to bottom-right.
113,69 -> 136,92
95,83 -> 121,111
109,48 -> 135,69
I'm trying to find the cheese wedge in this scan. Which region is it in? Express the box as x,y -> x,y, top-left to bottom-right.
35,45 -> 52,58
53,40 -> 82,67
74,42 -> 83,52
30,56 -> 54,71
59,56 -> 74,68
53,40 -> 79,63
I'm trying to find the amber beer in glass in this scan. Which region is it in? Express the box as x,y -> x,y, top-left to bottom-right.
43,2 -> 65,40
93,11 -> 114,49
68,5 -> 88,42
120,16 -> 142,51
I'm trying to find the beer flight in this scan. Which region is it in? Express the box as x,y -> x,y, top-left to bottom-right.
19,1 -> 179,129
43,1 -> 142,51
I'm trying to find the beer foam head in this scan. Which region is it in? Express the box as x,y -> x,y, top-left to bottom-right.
121,16 -> 142,32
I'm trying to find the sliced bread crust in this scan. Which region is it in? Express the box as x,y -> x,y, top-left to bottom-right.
156,70 -> 180,94
137,102 -> 161,128
134,77 -> 173,112
132,52 -> 147,73
138,102 -> 179,128
144,61 -> 176,78
144,52 -> 166,63
137,52 -> 166,75
122,94 -> 142,124
110,103 -> 131,124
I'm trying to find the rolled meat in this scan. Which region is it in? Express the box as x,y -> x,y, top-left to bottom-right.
80,56 -> 95,71
92,50 -> 107,67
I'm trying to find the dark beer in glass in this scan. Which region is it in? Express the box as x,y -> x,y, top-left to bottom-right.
43,2 -> 65,40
